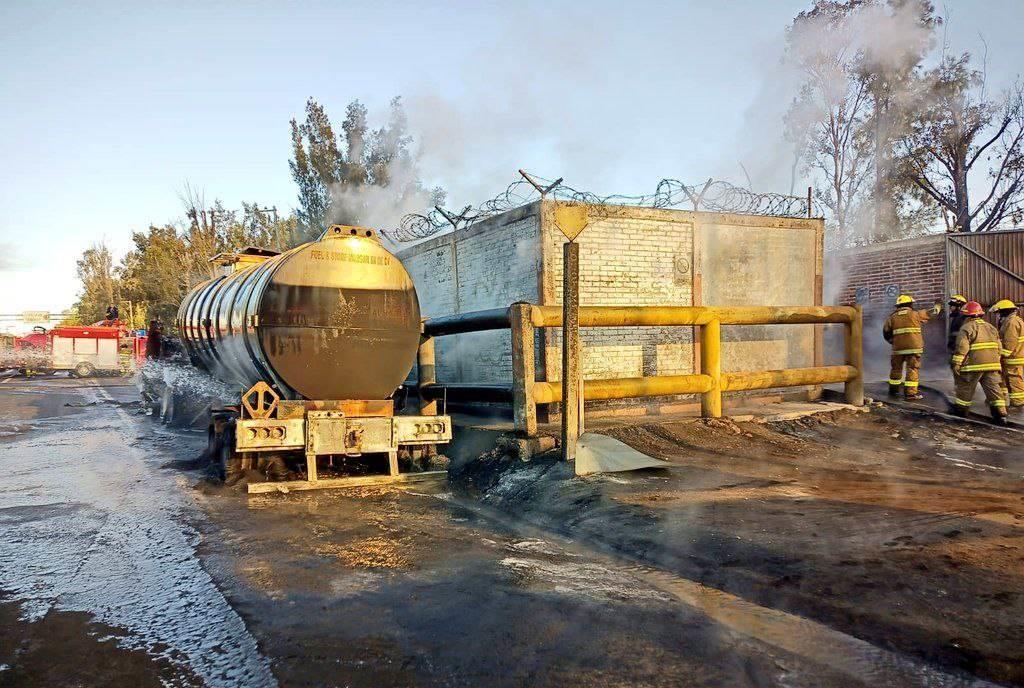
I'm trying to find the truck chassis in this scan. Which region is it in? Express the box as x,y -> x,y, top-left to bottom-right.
211,382 -> 452,494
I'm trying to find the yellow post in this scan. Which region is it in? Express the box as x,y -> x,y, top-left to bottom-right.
844,305 -> 864,406
417,334 -> 438,416
700,319 -> 722,417
510,303 -> 537,437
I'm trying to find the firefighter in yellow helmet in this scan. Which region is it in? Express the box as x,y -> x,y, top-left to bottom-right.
947,294 -> 968,351
951,301 -> 1008,425
882,294 -> 941,400
991,299 -> 1024,412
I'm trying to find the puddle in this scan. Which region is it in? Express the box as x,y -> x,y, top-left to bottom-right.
0,388 -> 275,687
500,556 -> 674,603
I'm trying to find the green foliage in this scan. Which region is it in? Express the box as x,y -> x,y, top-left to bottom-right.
75,198 -> 301,332
289,97 -> 444,237
900,56 -> 1024,232
75,243 -> 119,325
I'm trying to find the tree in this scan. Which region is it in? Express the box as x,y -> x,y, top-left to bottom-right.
784,0 -> 942,246
117,224 -> 192,325
288,97 -> 443,237
75,243 -> 119,324
785,1 -> 874,247
79,193 -> 303,330
856,0 -> 940,240
901,57 -> 1024,232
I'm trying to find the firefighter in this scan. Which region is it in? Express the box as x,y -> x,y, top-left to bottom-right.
105,304 -> 119,323
883,294 -> 941,400
145,319 -> 163,360
951,301 -> 1008,425
947,294 -> 968,351
991,299 -> 1024,412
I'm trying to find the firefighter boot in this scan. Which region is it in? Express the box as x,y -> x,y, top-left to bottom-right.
888,383 -> 901,397
990,406 -> 1008,426
950,404 -> 969,418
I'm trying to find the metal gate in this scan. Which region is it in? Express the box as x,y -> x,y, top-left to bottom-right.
946,229 -> 1024,307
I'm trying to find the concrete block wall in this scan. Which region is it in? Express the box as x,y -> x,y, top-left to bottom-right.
697,215 -> 820,371
398,200 -> 824,409
399,204 -> 541,383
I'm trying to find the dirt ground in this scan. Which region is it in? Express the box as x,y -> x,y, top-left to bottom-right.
0,375 -> 1022,686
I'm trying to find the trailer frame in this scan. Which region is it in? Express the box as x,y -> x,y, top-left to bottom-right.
213,382 -> 452,494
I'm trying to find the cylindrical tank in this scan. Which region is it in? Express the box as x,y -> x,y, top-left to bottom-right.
177,225 -> 420,401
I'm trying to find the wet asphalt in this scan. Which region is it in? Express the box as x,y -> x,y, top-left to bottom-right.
0,376 -> 1021,687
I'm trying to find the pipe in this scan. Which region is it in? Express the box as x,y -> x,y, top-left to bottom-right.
509,303 -> 537,437
532,374 -> 713,404
529,305 -> 855,328
422,308 -> 511,337
722,365 -> 857,391
417,335 -> 437,415
419,383 -> 514,402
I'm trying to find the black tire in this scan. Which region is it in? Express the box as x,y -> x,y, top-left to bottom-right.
74,362 -> 95,378
218,426 -> 243,483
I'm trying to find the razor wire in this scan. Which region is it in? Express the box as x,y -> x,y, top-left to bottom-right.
384,173 -> 810,242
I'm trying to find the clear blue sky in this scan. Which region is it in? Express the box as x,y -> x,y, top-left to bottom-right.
1,0 -> 1019,319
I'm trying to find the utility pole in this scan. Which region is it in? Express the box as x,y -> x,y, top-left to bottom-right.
259,206 -> 281,250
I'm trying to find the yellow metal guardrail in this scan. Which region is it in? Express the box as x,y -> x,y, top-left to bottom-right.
419,303 -> 863,437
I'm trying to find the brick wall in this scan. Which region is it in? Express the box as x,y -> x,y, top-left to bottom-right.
826,235 -> 946,308
539,203 -> 696,381
825,234 -> 948,376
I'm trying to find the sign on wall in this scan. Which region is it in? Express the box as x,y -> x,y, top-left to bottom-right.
22,311 -> 50,324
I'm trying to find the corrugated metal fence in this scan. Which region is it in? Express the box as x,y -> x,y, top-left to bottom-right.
946,229 -> 1024,307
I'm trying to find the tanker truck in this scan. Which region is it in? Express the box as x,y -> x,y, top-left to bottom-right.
175,224 -> 451,492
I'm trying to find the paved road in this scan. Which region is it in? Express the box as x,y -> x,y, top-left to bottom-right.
0,376 -> 1017,686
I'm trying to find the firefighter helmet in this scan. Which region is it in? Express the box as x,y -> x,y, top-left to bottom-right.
895,294 -> 915,306
948,294 -> 967,305
963,301 -> 985,317
990,299 -> 1018,312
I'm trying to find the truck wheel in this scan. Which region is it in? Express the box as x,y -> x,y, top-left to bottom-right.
74,362 -> 95,378
219,426 -> 243,484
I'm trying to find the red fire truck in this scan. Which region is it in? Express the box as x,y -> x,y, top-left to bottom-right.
3,322 -> 147,377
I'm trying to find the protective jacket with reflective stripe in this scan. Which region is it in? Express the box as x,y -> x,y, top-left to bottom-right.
883,307 -> 931,354
952,318 -> 1003,372
998,312 -> 1024,365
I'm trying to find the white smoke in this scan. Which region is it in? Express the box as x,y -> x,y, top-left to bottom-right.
735,1 -> 937,196
327,153 -> 439,233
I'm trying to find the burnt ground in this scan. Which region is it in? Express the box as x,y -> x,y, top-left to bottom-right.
458,409 -> 1024,685
0,375 -> 1022,687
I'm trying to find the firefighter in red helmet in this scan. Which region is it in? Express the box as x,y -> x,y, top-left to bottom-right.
950,301 -> 1008,425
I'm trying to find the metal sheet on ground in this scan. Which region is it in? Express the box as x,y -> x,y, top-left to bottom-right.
575,432 -> 670,475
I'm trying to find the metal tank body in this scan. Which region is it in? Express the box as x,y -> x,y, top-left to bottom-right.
177,225 -> 420,401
